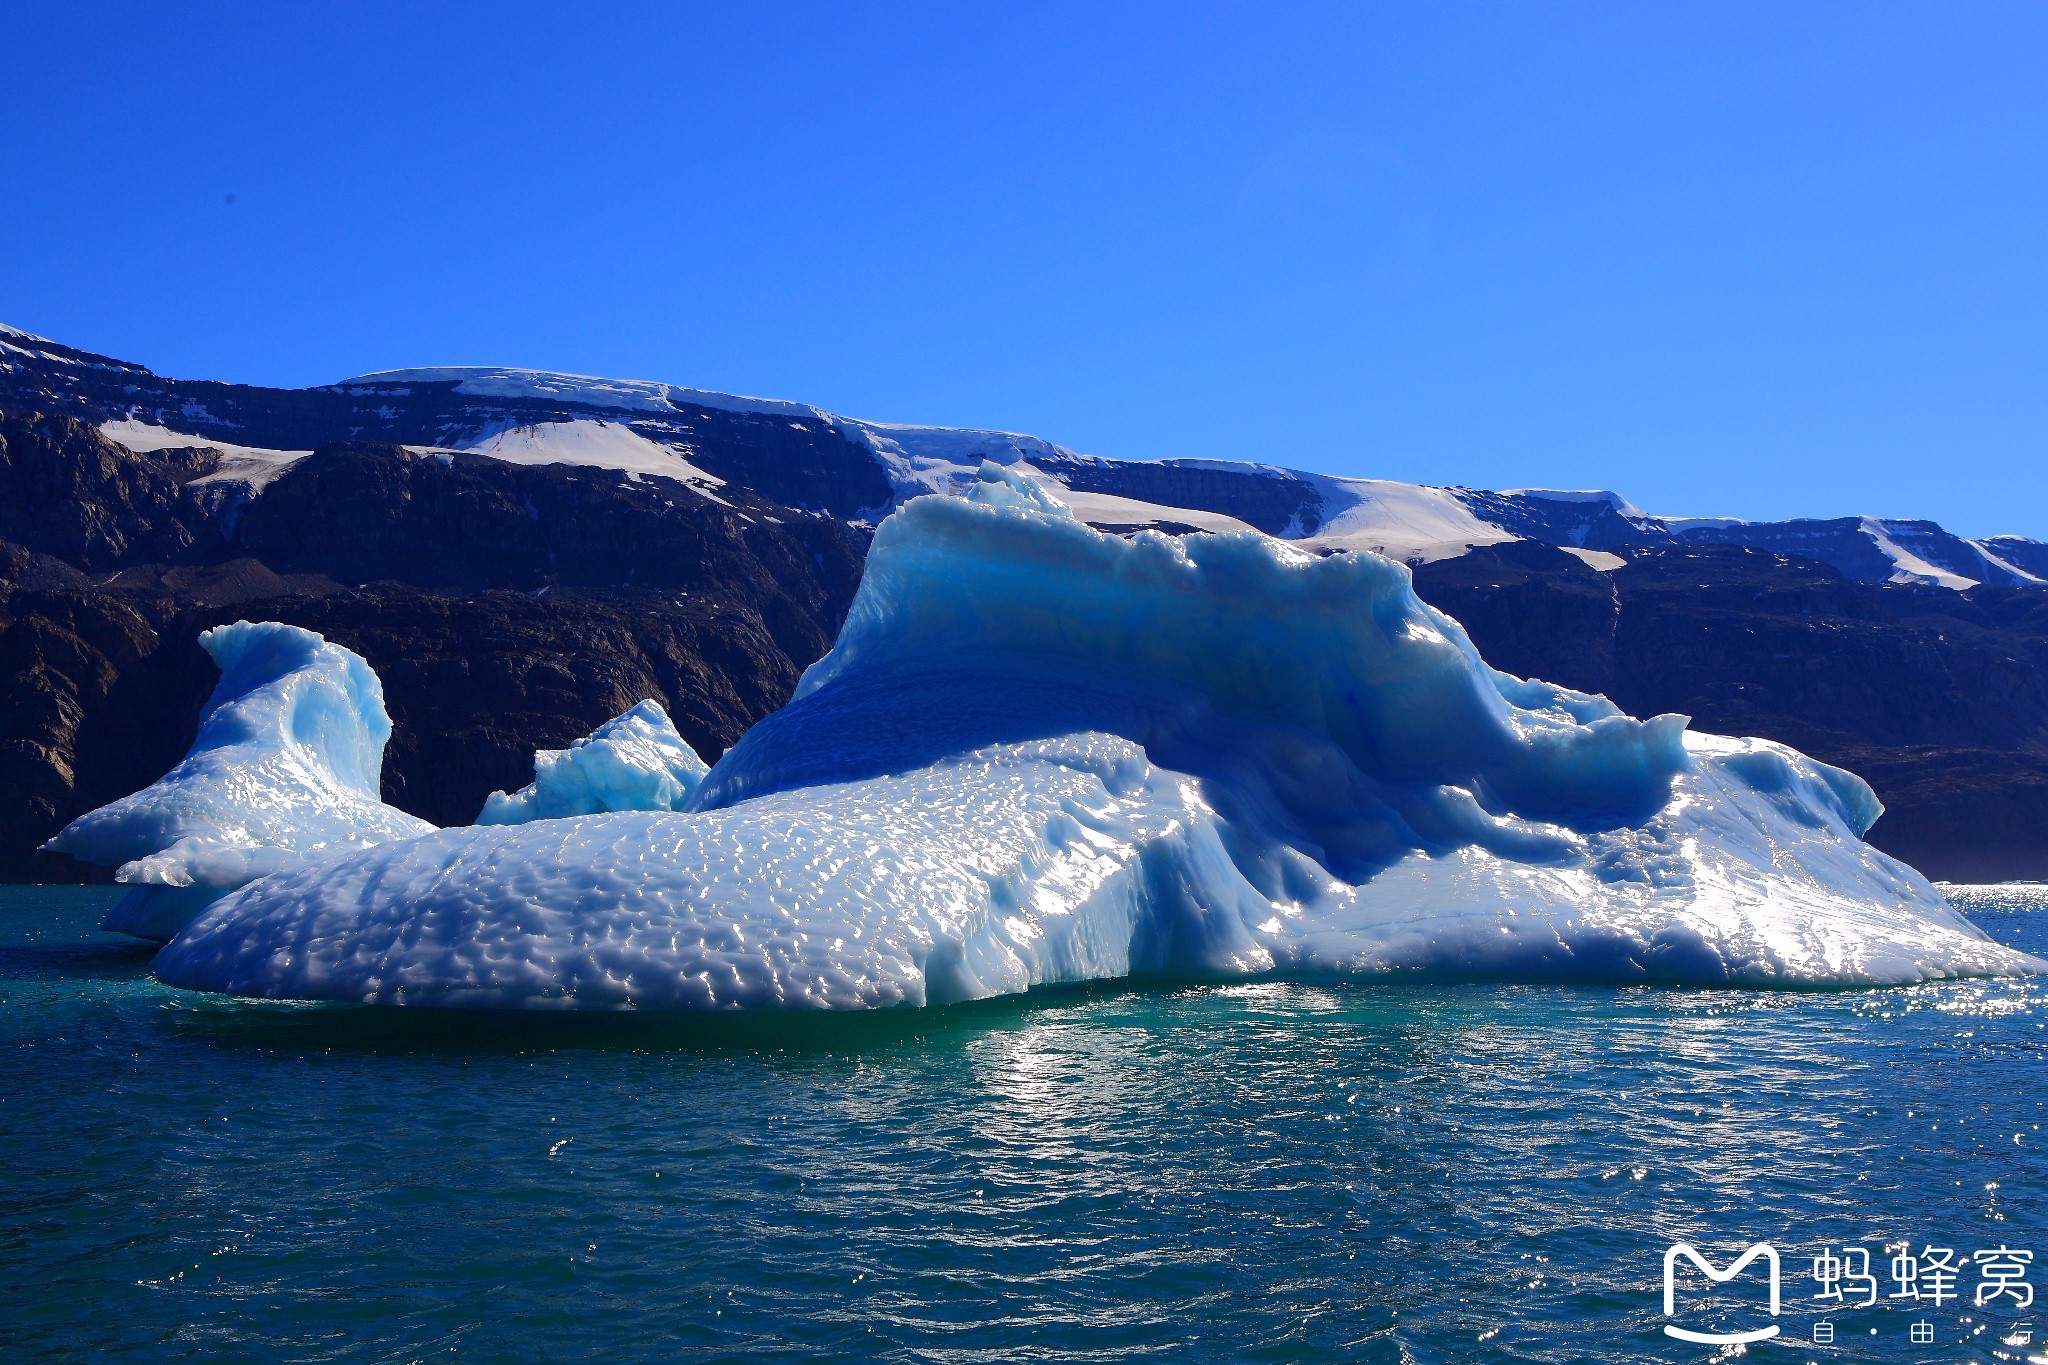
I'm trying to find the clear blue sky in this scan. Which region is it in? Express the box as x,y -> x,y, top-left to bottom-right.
5,3 -> 2045,536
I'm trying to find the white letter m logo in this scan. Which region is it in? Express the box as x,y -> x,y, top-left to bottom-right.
1663,1242 -> 1782,1344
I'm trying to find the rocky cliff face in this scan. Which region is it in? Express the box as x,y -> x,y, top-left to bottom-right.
0,412 -> 221,569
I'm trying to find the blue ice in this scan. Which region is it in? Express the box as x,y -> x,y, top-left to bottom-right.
149,467 -> 2041,1004
44,621 -> 432,940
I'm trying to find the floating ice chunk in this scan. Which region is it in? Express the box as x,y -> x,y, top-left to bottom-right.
154,471 -> 2041,1006
476,699 -> 709,824
45,621 -> 432,940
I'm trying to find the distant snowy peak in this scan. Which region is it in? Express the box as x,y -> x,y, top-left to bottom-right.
1978,535 -> 2048,581
0,321 -> 149,377
1500,488 -> 1650,519
1656,515 -> 2042,591
345,366 -> 683,414
1450,486 -> 2041,590
342,365 -> 824,422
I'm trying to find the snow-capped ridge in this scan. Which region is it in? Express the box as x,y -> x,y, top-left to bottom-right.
8,326 -> 2034,591
340,365 -> 833,423
0,320 -> 144,374
344,366 -> 683,414
1502,488 -> 1649,519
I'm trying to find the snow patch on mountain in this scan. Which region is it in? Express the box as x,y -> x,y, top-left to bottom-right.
1024,474 -> 1261,535
1302,475 -> 1518,562
1977,536 -> 2048,583
100,419 -> 311,494
1859,519 -> 1980,590
456,419 -> 730,501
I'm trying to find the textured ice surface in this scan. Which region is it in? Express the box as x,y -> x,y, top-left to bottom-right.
154,468 -> 2041,1007
47,621 -> 432,940
477,700 -> 709,824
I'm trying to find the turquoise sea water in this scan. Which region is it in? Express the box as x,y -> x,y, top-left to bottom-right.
3,884 -> 2046,1363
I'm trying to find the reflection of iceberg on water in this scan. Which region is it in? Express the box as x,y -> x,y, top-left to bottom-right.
150,463 -> 2039,1007
43,621 -> 433,942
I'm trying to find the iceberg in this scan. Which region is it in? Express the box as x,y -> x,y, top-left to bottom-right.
45,620 -> 433,940
476,700 -> 709,824
152,466 -> 2040,1006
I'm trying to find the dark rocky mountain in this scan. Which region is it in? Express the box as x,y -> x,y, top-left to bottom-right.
2,322 -> 2042,881
0,412 -> 221,569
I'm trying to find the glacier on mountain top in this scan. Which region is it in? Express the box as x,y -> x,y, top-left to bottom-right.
45,621 -> 433,941
477,699 -> 710,825
150,466 -> 2040,1006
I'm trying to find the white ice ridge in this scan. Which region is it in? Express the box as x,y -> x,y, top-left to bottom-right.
46,621 -> 432,941
476,700 -> 710,824
152,466 -> 2041,1007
